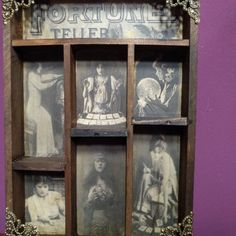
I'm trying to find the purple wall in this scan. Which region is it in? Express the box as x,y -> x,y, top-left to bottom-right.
0,1 -> 236,235
194,0 -> 236,235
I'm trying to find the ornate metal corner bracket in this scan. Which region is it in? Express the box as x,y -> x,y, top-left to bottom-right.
166,0 -> 200,24
5,207 -> 193,236
160,212 -> 193,236
2,0 -> 35,24
5,208 -> 39,236
2,0 -> 200,25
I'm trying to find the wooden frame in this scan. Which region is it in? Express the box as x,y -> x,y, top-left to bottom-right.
3,1 -> 198,235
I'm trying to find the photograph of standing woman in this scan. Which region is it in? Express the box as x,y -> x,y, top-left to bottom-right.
132,135 -> 180,235
82,63 -> 124,114
24,62 -> 64,157
76,61 -> 126,126
77,145 -> 125,236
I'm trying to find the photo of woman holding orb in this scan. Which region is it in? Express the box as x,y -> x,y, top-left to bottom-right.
76,145 -> 125,236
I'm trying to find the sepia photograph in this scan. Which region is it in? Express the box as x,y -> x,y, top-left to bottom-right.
76,61 -> 127,129
132,134 -> 180,235
76,144 -> 126,235
25,175 -> 65,235
24,62 -> 64,157
134,61 -> 182,119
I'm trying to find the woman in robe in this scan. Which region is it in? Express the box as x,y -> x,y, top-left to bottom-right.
134,136 -> 178,228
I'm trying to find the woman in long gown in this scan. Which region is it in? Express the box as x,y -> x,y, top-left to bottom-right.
82,63 -> 117,114
25,63 -> 62,157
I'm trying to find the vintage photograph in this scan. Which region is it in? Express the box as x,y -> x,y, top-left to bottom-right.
24,62 -> 64,157
76,61 -> 127,128
132,134 -> 180,235
76,144 -> 126,235
25,175 -> 65,235
134,61 -> 182,119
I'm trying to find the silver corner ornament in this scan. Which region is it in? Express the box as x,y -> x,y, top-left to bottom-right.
160,212 -> 193,236
5,208 -> 39,236
166,0 -> 200,24
4,207 -> 193,236
2,0 -> 35,24
2,0 -> 200,25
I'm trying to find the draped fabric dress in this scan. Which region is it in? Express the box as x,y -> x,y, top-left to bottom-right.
25,72 -> 58,157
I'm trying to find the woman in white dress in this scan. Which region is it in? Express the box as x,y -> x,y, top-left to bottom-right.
25,63 -> 62,157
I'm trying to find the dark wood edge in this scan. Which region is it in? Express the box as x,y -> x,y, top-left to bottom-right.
183,19 -> 198,218
12,39 -> 190,47
132,117 -> 188,126
71,128 -> 128,137
12,157 -> 66,171
64,44 -> 77,235
125,44 -> 135,236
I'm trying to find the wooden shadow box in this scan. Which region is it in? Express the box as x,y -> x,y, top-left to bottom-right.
3,0 -> 198,235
